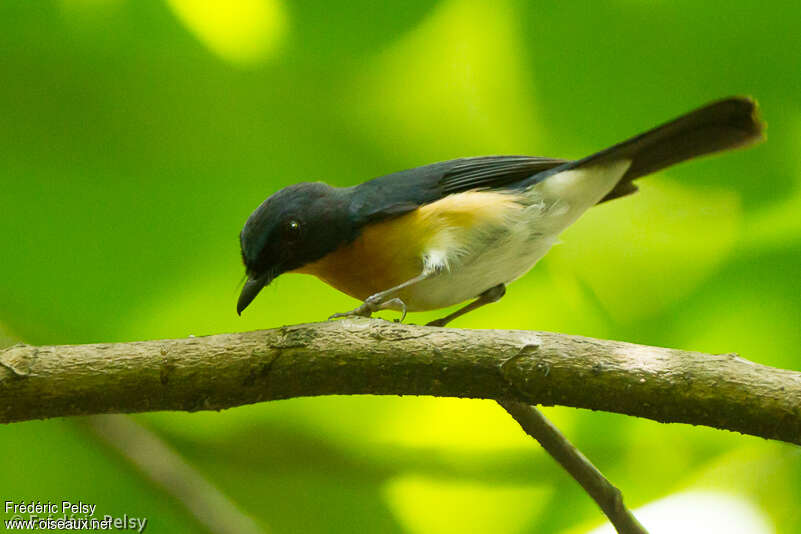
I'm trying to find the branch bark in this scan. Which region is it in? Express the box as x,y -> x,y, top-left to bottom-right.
1,319 -> 799,446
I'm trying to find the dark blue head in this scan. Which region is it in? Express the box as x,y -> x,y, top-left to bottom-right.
238,182 -> 355,314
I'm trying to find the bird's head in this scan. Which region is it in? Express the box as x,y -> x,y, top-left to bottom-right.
237,182 -> 354,314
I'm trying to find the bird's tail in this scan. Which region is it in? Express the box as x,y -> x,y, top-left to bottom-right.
573,96 -> 764,203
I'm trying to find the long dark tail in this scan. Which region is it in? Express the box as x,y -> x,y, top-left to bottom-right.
575,97 -> 765,203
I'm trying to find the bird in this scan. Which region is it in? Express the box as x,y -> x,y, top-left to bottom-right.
237,97 -> 763,326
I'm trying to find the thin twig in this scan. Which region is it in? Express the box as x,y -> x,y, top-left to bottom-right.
83,414 -> 267,534
498,401 -> 648,534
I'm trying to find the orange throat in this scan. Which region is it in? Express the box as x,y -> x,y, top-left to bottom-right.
292,214 -> 425,301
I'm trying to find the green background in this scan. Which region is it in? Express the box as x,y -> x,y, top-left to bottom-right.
1,1 -> 799,532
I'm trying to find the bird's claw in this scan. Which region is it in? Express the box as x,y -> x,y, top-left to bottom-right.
383,298 -> 407,322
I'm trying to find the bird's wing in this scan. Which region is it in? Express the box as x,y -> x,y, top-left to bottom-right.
350,155 -> 567,224
438,156 -> 567,194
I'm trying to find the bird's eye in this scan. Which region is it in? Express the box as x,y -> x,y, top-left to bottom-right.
284,219 -> 302,242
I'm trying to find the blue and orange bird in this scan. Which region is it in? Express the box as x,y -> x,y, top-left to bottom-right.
237,97 -> 763,326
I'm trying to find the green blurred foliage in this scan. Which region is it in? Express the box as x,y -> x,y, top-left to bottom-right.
1,0 -> 800,532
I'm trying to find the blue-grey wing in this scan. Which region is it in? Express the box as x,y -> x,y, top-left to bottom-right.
349,155 -> 567,224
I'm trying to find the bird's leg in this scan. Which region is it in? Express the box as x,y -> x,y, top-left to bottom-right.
426,284 -> 506,327
328,272 -> 432,322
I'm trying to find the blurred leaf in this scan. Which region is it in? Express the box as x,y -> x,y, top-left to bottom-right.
549,178 -> 741,322
166,0 -> 287,66
373,398 -> 546,452
742,110 -> 801,250
348,0 -> 540,162
384,474 -> 549,534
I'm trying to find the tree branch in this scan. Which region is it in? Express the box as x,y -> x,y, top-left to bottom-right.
1,319 -> 799,446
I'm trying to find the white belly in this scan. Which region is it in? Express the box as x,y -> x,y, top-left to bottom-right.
404,230 -> 558,310
402,159 -> 632,311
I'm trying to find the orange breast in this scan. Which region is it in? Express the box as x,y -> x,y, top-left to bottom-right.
293,213 -> 425,301
294,190 -> 524,302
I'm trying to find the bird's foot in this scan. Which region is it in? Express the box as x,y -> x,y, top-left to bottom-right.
329,295 -> 407,322
328,302 -> 373,321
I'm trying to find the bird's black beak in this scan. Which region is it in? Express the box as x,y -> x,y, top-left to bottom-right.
237,275 -> 269,315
